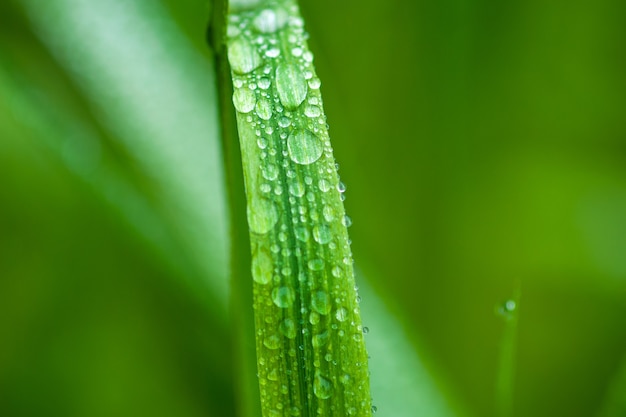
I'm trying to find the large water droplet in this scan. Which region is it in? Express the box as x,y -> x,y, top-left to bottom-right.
228,37 -> 262,74
311,290 -> 331,315
247,197 -> 279,234
289,181 -> 305,197
272,286 -> 295,308
295,227 -> 310,242
280,318 -> 297,339
233,87 -> 257,113
313,372 -> 333,399
287,129 -> 323,165
253,8 -> 288,33
276,63 -> 307,109
313,225 -> 332,244
251,248 -> 272,285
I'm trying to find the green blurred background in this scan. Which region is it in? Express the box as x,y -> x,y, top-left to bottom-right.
1,0 -> 625,416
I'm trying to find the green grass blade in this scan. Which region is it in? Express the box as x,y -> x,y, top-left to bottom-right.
219,1 -> 372,415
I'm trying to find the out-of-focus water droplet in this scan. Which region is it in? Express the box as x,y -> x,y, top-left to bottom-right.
280,318 -> 297,339
308,259 -> 324,271
267,368 -> 279,381
265,47 -> 280,58
312,290 -> 331,315
303,51 -> 313,62
295,227 -> 310,242
335,307 -> 348,322
255,98 -> 273,120
313,372 -> 333,399
247,197 -> 278,234
313,225 -> 332,244
233,87 -> 257,113
251,248 -> 272,284
309,311 -> 320,325
258,77 -> 271,89
371,406 -> 378,413
228,37 -> 262,74
312,330 -> 329,347
496,299 -> 517,319
276,62 -> 307,109
363,326 -> 370,334
287,129 -> 323,165
272,286 -> 295,308
263,334 -> 281,349
253,8 -> 288,33
342,215 -> 353,227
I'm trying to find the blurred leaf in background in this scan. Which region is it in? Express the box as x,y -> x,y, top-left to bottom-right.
1,0 -> 626,417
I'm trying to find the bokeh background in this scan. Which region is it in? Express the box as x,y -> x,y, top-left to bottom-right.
1,1 -> 626,416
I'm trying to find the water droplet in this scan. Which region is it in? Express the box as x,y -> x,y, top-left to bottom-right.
263,334 -> 281,349
255,98 -> 273,120
253,8 -> 288,33
289,181 -> 305,197
309,311 -> 320,325
337,182 -> 347,193
318,179 -> 332,192
312,330 -> 329,347
313,372 -> 333,399
247,197 -> 278,234
312,290 -> 331,315
280,318 -> 297,339
303,51 -> 314,62
251,248 -> 272,285
313,225 -> 332,244
276,62 -> 307,109
308,78 -> 321,89
265,47 -> 280,58
322,206 -> 335,221
272,286 -> 295,308
308,259 -> 324,271
257,78 -> 271,90
267,368 -> 279,381
496,299 -> 517,318
363,326 -> 370,334
295,227 -> 310,242
262,164 -> 279,180
257,137 -> 268,149
287,129 -> 323,165
228,37 -> 262,74
304,105 -> 321,118
233,87 -> 257,113
371,406 -> 378,413
278,116 -> 291,128
331,265 -> 342,278
335,307 -> 348,322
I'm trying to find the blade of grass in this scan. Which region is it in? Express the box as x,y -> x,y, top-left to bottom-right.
495,285 -> 521,417
215,0 -> 372,415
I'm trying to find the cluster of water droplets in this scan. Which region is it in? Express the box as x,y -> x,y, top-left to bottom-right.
227,1 -> 371,416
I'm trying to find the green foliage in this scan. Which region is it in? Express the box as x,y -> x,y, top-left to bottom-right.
1,1 -> 626,417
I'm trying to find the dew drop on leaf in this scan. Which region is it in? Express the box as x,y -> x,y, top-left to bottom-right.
228,37 -> 263,74
313,225 -> 332,244
251,248 -> 272,285
279,318 -> 297,339
263,334 -> 281,349
253,8 -> 288,33
313,372 -> 333,399
311,290 -> 331,315
308,259 -> 324,271
233,87 -> 257,113
287,129 -> 323,165
335,307 -> 348,322
272,286 -> 295,308
276,62 -> 307,109
295,227 -> 310,242
247,197 -> 278,234
312,330 -> 329,347
255,98 -> 273,120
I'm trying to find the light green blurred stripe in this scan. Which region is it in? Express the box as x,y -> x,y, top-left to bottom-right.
19,0 -> 229,308
359,277 -> 470,417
